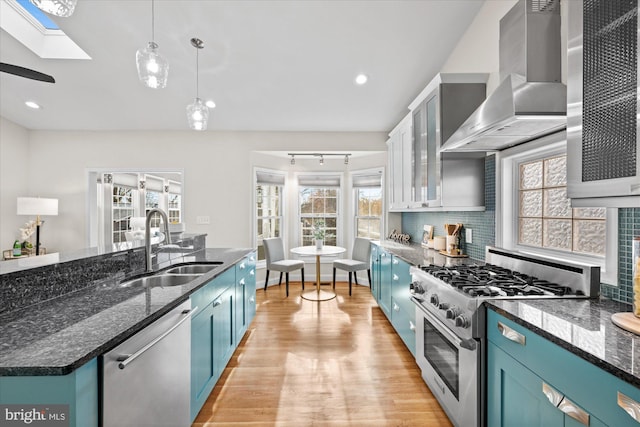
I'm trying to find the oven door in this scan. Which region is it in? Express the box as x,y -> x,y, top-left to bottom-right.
415,303 -> 479,427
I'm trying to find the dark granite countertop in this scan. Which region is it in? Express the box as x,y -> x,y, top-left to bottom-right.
0,247 -> 252,376
486,298 -> 640,388
374,241 -> 640,389
373,240 -> 481,266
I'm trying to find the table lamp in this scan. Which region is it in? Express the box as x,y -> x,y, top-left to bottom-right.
17,197 -> 58,255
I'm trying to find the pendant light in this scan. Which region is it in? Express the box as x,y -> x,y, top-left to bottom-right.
135,0 -> 169,89
186,38 -> 209,131
29,0 -> 77,17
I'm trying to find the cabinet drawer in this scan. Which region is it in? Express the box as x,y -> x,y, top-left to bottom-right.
488,309 -> 640,426
191,267 -> 236,310
391,297 -> 416,356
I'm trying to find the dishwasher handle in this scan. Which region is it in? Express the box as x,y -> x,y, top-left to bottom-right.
117,307 -> 197,370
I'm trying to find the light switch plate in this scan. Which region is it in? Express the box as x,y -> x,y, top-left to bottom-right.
196,216 -> 210,225
466,228 -> 473,244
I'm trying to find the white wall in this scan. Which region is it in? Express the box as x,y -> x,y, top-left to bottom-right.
5,128 -> 385,253
441,0 -> 518,93
0,117 -> 30,250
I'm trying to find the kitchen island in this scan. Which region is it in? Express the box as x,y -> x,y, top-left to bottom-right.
0,245 -> 255,427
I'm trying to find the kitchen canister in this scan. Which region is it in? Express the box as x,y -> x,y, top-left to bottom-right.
433,236 -> 446,251
634,237 -> 640,317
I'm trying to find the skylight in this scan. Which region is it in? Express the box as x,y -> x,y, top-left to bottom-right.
17,0 -> 59,30
0,0 -> 89,59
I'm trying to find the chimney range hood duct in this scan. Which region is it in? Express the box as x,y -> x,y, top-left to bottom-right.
440,0 -> 566,152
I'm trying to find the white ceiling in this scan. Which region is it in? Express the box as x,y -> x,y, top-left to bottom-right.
0,0 -> 484,132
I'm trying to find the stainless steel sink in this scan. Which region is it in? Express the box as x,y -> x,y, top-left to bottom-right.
164,262 -> 222,275
119,274 -> 201,288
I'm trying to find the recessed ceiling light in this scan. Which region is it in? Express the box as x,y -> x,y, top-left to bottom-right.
355,74 -> 368,85
25,101 -> 41,109
205,100 -> 216,108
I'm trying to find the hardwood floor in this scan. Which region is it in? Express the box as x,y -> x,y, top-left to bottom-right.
192,282 -> 453,427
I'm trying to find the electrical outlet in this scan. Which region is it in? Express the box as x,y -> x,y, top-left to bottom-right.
196,216 -> 210,225
466,228 -> 473,244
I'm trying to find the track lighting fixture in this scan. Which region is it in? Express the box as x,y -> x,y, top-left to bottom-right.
287,153 -> 352,166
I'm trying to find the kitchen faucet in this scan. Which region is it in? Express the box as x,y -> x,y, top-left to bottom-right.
145,208 -> 172,273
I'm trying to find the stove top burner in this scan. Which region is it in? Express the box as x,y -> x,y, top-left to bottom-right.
418,263 -> 576,297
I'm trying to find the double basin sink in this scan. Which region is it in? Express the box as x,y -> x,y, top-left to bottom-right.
119,262 -> 223,289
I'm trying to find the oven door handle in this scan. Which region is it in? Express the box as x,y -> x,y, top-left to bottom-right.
419,304 -> 466,348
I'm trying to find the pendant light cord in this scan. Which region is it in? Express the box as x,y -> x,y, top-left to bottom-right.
195,47 -> 199,98
151,0 -> 155,42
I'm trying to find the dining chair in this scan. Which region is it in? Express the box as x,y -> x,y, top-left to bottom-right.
332,237 -> 371,296
263,237 -> 305,297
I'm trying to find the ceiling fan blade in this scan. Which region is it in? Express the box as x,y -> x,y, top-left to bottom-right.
0,63 -> 55,83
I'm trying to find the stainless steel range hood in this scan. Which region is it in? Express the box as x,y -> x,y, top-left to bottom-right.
441,0 -> 566,152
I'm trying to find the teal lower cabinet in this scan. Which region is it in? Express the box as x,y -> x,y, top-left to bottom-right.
191,257 -> 258,423
378,248 -> 392,318
390,256 -> 415,355
0,358 -> 99,427
190,267 -> 236,422
487,309 -> 639,427
370,243 -> 415,356
235,252 -> 256,342
390,297 -> 416,355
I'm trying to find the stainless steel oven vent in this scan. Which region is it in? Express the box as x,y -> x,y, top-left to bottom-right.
440,0 -> 566,152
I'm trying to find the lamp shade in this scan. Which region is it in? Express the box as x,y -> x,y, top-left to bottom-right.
17,197 -> 58,216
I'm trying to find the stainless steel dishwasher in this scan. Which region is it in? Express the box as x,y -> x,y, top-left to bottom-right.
101,299 -> 194,427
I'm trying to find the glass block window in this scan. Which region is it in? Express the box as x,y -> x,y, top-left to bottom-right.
299,183 -> 339,247
518,155 -> 606,256
112,185 -> 135,244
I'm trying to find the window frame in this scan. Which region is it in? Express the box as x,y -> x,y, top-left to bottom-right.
496,132 -> 618,285
253,168 -> 286,265
352,167 -> 384,241
295,172 -> 344,249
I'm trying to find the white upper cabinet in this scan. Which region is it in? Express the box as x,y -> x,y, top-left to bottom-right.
388,73 -> 488,212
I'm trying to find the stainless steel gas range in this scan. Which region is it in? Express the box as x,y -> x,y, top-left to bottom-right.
410,247 -> 600,427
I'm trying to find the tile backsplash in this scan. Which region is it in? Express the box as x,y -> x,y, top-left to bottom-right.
401,155 -> 640,303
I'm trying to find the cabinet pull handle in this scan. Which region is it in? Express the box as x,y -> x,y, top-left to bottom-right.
117,306 -> 197,370
618,392 -> 640,423
393,274 -> 399,281
497,321 -> 526,346
542,382 -> 564,407
558,397 -> 590,426
239,278 -> 245,286
249,297 -> 255,304
393,259 -> 399,265
239,262 -> 246,270
250,269 -> 255,276
393,303 -> 399,312
542,382 -> 590,426
213,299 -> 222,307
409,321 -> 415,331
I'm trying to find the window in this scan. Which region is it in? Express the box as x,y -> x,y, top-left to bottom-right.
112,185 -> 135,244
298,174 -> 341,246
499,133 -> 617,284
353,171 -> 383,240
256,170 -> 285,261
518,155 -> 606,256
168,193 -> 181,223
